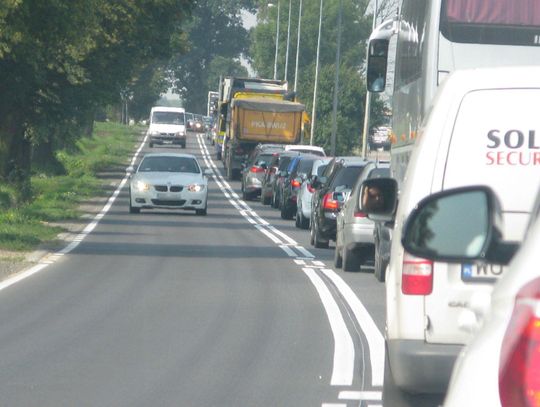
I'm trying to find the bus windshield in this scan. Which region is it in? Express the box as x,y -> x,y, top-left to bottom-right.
441,0 -> 540,45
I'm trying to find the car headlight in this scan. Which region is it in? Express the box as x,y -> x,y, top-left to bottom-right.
150,131 -> 160,137
134,181 -> 150,191
175,131 -> 185,137
187,184 -> 205,192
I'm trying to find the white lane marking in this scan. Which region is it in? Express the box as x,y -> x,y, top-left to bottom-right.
321,268 -> 385,387
303,268 -> 355,386
0,132 -> 149,292
322,404 -> 346,407
338,391 -> 382,401
195,134 -> 385,391
279,245 -> 297,257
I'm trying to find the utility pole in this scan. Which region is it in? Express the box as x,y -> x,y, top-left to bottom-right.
273,1 -> 281,80
330,0 -> 343,156
293,0 -> 303,92
284,0 -> 292,81
310,0 -> 323,145
361,0 -> 378,157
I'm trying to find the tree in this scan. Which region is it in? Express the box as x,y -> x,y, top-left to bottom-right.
169,0 -> 256,114
0,0 -> 194,194
249,0 -> 386,155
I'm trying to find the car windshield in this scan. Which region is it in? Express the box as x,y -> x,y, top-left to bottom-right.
138,156 -> 200,173
152,111 -> 185,125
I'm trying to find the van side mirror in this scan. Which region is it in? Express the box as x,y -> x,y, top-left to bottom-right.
359,178 -> 398,221
401,186 -> 516,265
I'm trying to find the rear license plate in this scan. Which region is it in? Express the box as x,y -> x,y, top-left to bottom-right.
461,263 -> 505,283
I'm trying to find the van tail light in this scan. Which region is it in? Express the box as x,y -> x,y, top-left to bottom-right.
250,166 -> 265,173
354,210 -> 367,218
291,179 -> 302,188
499,278 -> 540,407
307,183 -> 315,193
322,192 -> 339,212
401,253 -> 433,295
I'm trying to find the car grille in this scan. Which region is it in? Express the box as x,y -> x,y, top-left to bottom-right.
151,199 -> 186,206
154,185 -> 183,192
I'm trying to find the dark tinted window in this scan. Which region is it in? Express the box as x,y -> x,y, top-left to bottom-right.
316,164 -> 328,176
256,153 -> 274,166
297,158 -> 316,176
278,156 -> 295,171
369,167 -> 390,179
152,111 -> 185,125
441,0 -> 540,45
330,166 -> 364,189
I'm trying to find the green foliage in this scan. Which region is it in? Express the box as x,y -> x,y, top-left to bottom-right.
0,122 -> 139,250
169,0 -> 256,113
250,0 -> 387,155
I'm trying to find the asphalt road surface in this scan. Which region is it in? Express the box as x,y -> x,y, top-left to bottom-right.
0,133 -> 392,407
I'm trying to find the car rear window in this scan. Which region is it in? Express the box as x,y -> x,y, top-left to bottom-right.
297,158 -> 316,175
331,166 -> 364,189
256,153 -> 274,165
278,156 -> 294,171
369,167 -> 390,179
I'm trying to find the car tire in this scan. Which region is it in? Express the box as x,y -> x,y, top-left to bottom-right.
297,210 -> 309,229
342,246 -> 361,272
280,203 -> 293,220
242,189 -> 253,201
196,207 -> 207,216
149,141 -> 154,148
311,221 -> 329,249
334,246 -> 343,268
374,241 -> 387,282
261,191 -> 271,205
128,190 -> 140,213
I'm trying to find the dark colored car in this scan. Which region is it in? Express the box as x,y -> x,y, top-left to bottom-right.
241,144 -> 284,200
279,155 -> 318,220
310,157 -> 370,248
260,151 -> 299,206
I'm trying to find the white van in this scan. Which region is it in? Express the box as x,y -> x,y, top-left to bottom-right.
370,66 -> 540,402
147,106 -> 187,148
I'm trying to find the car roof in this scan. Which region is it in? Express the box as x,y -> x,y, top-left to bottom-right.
141,152 -> 198,160
333,156 -> 371,166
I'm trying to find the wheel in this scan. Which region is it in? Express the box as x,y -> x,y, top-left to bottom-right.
334,245 -> 343,268
342,246 -> 361,272
195,207 -> 207,216
311,221 -> 329,249
280,203 -> 293,220
149,141 -> 154,148
261,190 -> 271,205
374,240 -> 387,282
129,191 -> 140,213
297,210 -> 309,229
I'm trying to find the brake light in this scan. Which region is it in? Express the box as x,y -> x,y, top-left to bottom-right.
307,183 -> 315,193
499,278 -> 540,407
354,210 -> 367,218
291,179 -> 302,188
250,166 -> 265,173
322,193 -> 339,212
401,253 -> 433,295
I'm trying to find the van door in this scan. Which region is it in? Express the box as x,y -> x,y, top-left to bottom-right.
425,87 -> 540,344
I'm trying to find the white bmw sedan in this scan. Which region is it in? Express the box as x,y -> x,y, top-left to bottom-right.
128,153 -> 210,215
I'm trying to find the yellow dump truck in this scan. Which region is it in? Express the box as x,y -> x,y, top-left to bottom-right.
217,77 -> 306,180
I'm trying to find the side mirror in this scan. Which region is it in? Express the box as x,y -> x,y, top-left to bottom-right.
126,166 -> 135,175
367,39 -> 389,92
203,169 -> 213,177
333,190 -> 350,205
401,185 -> 515,265
359,178 -> 398,222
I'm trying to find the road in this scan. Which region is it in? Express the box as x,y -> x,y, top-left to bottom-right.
0,133 -> 389,406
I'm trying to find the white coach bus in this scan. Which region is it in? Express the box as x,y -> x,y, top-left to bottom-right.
367,0 -> 540,186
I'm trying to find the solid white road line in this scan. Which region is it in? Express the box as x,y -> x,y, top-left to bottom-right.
303,267 -> 355,386
338,390 -> 382,401
0,131 -> 149,292
321,268 -> 385,387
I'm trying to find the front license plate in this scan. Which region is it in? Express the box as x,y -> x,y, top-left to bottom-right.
163,140 -> 173,144
461,263 -> 505,283
156,192 -> 175,200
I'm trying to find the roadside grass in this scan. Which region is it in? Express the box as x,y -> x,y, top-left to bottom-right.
0,122 -> 142,251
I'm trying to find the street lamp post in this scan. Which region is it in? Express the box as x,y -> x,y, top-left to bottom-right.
361,0 -> 378,157
309,0 -> 323,145
293,0 -> 303,92
271,1 -> 281,80
330,0 -> 343,156
284,0 -> 292,81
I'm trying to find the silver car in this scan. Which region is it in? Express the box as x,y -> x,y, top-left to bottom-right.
128,153 -> 211,215
334,161 -> 390,271
295,157 -> 332,229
